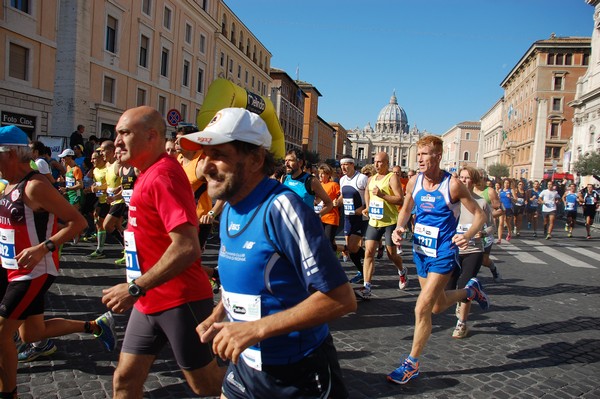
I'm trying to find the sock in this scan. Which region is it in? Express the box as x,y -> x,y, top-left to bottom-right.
364,282 -> 372,291
111,229 -> 124,246
490,261 -> 496,272
349,248 -> 365,273
407,355 -> 419,365
97,230 -> 106,252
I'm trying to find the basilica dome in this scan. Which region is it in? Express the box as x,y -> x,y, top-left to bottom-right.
376,91 -> 408,134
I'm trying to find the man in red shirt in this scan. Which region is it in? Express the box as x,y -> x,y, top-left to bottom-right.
101,106 -> 224,398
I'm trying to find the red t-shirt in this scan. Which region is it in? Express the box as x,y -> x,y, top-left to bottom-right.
128,154 -> 212,314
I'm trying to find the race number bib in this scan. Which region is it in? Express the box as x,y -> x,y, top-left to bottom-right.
124,231 -> 141,282
515,198 -> 524,206
456,223 -> 477,248
368,199 -> 384,220
565,202 -> 575,211
95,182 -> 103,197
65,176 -> 76,188
343,198 -> 355,216
122,189 -> 133,205
222,288 -> 262,370
0,228 -> 18,269
413,223 -> 440,258
314,202 -> 323,214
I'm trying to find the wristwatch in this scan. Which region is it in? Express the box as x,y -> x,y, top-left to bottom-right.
208,210 -> 215,217
128,280 -> 146,297
44,239 -> 57,252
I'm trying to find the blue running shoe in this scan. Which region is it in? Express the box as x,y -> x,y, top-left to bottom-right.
465,278 -> 490,311
387,358 -> 419,385
349,272 -> 363,284
95,311 -> 117,352
18,340 -> 57,362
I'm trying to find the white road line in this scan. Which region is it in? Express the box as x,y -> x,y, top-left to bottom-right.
495,242 -> 547,264
531,245 -> 596,269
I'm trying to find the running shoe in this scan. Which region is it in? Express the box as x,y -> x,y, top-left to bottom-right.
18,340 -> 57,362
496,239 -> 502,245
81,234 -> 97,243
399,268 -> 408,290
94,311 -> 117,352
87,250 -> 106,259
376,244 -> 384,259
567,233 -> 572,238
587,235 -> 592,240
491,266 -> 501,283
349,272 -> 363,284
452,321 -> 468,339
506,234 -> 511,242
533,232 -> 537,238
516,232 -> 520,237
387,358 -> 419,385
565,224 -> 569,231
114,256 -> 126,265
354,287 -> 371,300
465,278 -> 490,311
546,234 -> 552,240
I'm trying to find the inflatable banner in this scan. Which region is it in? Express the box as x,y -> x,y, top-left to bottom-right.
197,79 -> 285,159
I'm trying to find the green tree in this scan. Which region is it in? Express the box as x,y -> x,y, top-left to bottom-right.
487,163 -> 510,179
572,150 -> 600,177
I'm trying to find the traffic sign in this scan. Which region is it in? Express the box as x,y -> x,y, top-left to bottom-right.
166,109 -> 182,126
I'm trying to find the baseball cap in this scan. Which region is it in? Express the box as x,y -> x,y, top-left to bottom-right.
58,148 -> 75,158
179,108 -> 271,151
0,125 -> 30,151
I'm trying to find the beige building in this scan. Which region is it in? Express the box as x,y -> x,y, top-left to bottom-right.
478,98 -> 504,171
1,0 -> 271,142
570,0 -> 600,186
500,35 -> 590,181
269,68 -> 305,152
441,121 -> 481,173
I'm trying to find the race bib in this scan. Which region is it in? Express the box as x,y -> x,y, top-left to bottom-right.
456,223 -> 477,247
413,223 -> 440,258
95,182 -> 103,197
565,202 -> 575,211
314,202 -> 323,214
107,187 -> 116,198
585,196 -> 595,205
515,198 -> 524,206
124,231 -> 141,282
122,189 -> 133,205
343,198 -> 355,216
0,228 -> 18,269
368,199 -> 384,220
222,288 -> 262,370
65,176 -> 75,188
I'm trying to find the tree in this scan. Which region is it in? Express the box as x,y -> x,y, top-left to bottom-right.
487,163 -> 510,180
572,150 -> 600,178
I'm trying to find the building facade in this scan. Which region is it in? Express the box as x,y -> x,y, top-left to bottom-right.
269,68 -> 305,152
1,0 -> 271,143
478,98 -> 504,171
570,0 -> 600,186
500,35 -> 590,181
348,92 -> 424,169
441,121 -> 481,173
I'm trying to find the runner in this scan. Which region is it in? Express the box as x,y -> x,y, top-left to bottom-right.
386,135 -> 489,385
316,163 -> 341,253
179,107 -> 356,398
539,181 -> 561,240
0,126 -> 116,398
513,180 -> 527,237
526,180 -> 542,238
85,151 -> 109,258
579,183 -> 599,239
101,106 -> 225,397
498,179 -> 515,243
563,183 -> 579,238
356,151 -> 407,299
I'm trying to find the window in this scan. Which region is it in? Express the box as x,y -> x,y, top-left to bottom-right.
199,0 -> 208,11
185,23 -> 192,45
550,122 -> 560,138
163,6 -> 172,30
220,52 -> 224,67
238,65 -> 241,79
158,95 -> 166,116
106,15 -> 118,53
231,23 -> 236,44
181,103 -> 187,122
103,76 -> 115,103
556,53 -> 564,65
9,43 -> 29,81
197,67 -> 204,93
137,88 -> 147,106
228,59 -> 233,73
583,53 -> 590,65
142,0 -> 152,16
239,31 -> 244,52
221,14 -> 227,36
465,132 -> 471,140
199,34 -> 206,54
139,35 -> 149,68
10,0 -> 29,13
182,60 -> 190,87
553,76 -> 563,91
565,53 -> 572,65
552,98 -> 562,112
160,48 -> 169,77
463,151 -> 470,161
245,70 -> 248,83
547,53 -> 554,65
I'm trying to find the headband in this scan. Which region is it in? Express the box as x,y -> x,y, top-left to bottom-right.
340,158 -> 354,164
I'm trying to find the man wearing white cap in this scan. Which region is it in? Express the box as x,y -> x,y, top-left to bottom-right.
58,149 -> 83,210
181,107 -> 356,398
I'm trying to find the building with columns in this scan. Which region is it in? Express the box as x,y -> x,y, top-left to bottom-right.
500,35 -> 590,181
441,121 -> 481,173
478,98 -> 504,171
570,0 -> 600,186
348,91 -> 425,169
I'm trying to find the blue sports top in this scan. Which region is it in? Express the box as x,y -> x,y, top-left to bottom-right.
218,177 -> 348,368
499,189 -> 513,210
564,192 -> 578,212
411,171 -> 460,258
282,172 -> 314,208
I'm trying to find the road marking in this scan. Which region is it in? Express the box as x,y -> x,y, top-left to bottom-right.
531,244 -> 596,269
495,242 -> 547,264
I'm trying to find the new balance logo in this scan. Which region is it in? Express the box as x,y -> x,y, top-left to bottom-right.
242,241 -> 256,249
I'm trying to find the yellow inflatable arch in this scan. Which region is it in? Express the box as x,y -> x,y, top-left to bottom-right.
197,79 -> 285,159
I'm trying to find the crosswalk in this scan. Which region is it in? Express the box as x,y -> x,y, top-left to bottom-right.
491,238 -> 600,269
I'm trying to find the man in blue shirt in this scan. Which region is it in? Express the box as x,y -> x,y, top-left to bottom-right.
180,107 -> 356,398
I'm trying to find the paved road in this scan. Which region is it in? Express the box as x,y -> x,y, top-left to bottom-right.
14,226 -> 600,398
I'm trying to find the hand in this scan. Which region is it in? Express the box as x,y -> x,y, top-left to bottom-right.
392,226 -> 405,245
102,283 -> 137,314
198,214 -> 215,224
372,186 -> 382,198
200,321 -> 259,364
361,209 -> 369,217
452,234 -> 469,249
15,245 -> 47,271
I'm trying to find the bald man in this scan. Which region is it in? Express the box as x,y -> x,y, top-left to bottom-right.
101,106 -> 224,398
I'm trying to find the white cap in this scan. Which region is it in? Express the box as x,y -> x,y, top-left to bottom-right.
179,108 -> 271,151
58,149 -> 75,158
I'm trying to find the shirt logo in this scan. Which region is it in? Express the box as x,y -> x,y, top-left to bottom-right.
228,222 -> 240,232
421,194 -> 436,203
242,241 -> 256,249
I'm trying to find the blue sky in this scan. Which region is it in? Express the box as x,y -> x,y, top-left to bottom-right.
226,0 -> 593,135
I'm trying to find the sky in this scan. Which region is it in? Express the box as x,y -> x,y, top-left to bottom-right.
225,0 -> 593,135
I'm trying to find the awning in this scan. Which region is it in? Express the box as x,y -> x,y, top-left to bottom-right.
543,172 -> 574,180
